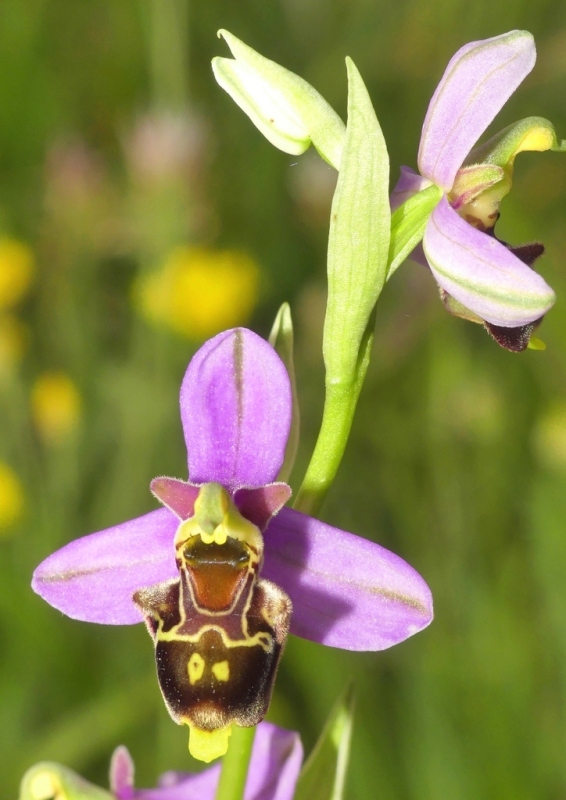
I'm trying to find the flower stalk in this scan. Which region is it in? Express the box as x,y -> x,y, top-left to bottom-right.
214,725 -> 256,800
295,317 -> 373,516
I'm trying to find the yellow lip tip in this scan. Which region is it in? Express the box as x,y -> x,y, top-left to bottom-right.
528,336 -> 546,351
188,724 -> 232,763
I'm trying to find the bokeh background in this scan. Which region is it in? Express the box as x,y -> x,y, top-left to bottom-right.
2,1 -> 566,797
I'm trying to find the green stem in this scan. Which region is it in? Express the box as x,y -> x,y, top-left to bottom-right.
295,324 -> 374,517
294,384 -> 358,516
214,725 -> 256,800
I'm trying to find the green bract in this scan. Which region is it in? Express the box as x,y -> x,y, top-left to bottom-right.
212,30 -> 345,169
296,58 -> 391,514
269,303 -> 300,483
323,58 -> 390,382
294,686 -> 355,800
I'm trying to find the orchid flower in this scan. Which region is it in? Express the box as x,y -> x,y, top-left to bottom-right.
391,30 -> 560,351
19,722 -> 302,800
32,328 -> 432,762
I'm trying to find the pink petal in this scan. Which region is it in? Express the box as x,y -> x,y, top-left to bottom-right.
110,747 -> 135,800
262,508 -> 433,651
234,483 -> 292,531
150,477 -> 200,520
181,329 -> 292,491
418,31 -> 536,189
423,197 -> 555,326
31,510 -> 177,624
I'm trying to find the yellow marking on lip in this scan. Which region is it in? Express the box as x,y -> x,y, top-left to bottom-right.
188,652 -> 205,684
212,660 -> 230,682
159,623 -> 273,653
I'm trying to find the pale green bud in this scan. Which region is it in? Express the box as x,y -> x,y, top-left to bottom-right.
212,30 -> 345,169
323,58 -> 390,383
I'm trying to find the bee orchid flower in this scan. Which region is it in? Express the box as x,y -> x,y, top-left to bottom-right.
392,30 -> 560,351
32,328 -> 432,762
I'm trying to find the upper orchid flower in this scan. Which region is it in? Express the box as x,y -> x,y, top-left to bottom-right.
391,30 -> 560,351
32,328 -> 432,762
19,721 -> 302,800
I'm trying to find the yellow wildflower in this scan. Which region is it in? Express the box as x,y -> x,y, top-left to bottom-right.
135,246 -> 260,339
31,372 -> 82,444
0,462 -> 24,531
0,238 -> 34,310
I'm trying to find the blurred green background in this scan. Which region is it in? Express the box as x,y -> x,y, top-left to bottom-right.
2,1 -> 566,797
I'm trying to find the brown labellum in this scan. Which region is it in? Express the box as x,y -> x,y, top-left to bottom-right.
133,530 -> 292,754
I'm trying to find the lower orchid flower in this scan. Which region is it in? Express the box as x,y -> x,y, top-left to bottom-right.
32,328 -> 433,762
391,30 -> 563,351
19,721 -> 302,800
111,722 -> 303,800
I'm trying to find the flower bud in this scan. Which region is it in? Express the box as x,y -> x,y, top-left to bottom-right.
212,30 -> 345,168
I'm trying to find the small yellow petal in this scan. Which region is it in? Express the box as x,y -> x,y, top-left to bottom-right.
31,372 -> 82,444
0,238 -> 34,310
527,336 -> 546,351
0,462 -> 24,531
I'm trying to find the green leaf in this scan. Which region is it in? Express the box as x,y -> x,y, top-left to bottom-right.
269,303 -> 300,483
212,30 -> 345,168
387,183 -> 442,278
19,763 -> 112,800
294,686 -> 355,800
323,57 -> 390,384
